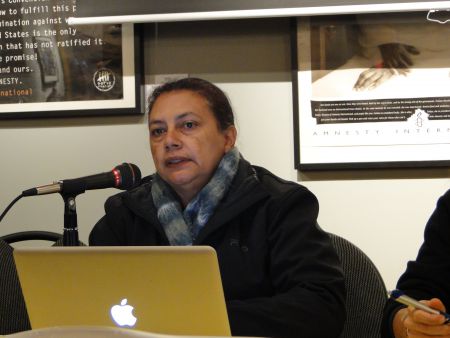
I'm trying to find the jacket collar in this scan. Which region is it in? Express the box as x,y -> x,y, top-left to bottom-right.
121,158 -> 270,243
194,158 -> 269,243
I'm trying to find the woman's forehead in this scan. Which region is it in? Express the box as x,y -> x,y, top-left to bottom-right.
149,90 -> 211,117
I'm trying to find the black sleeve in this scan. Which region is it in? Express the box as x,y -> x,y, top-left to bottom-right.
227,188 -> 346,338
381,189 -> 450,338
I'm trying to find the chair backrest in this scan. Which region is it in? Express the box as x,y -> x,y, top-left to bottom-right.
328,233 -> 387,338
1,231 -> 63,245
0,231 -> 84,334
0,239 -> 31,335
1,230 -> 87,247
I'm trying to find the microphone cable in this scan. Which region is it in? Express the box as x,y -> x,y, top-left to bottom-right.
0,193 -> 23,223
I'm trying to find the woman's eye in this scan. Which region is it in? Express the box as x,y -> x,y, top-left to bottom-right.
184,121 -> 197,129
151,128 -> 165,136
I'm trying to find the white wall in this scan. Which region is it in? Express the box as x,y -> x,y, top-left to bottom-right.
0,18 -> 449,290
0,118 -> 154,243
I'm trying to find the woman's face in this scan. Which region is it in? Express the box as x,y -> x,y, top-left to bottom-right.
148,90 -> 236,203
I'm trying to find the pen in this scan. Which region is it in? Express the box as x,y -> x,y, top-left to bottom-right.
389,289 -> 450,323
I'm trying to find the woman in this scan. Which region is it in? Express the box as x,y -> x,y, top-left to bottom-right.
90,77 -> 346,338
382,189 -> 450,338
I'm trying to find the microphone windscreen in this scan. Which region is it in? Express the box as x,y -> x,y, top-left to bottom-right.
115,163 -> 141,190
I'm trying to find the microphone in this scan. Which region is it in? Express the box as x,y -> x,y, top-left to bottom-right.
22,163 -> 142,197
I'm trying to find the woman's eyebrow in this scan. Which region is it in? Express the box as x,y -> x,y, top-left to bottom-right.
149,112 -> 198,126
175,112 -> 196,121
148,119 -> 165,126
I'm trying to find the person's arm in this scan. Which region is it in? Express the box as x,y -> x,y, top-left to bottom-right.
381,190 -> 450,338
227,188 -> 346,338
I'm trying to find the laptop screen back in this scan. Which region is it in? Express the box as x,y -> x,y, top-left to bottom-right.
13,246 -> 230,336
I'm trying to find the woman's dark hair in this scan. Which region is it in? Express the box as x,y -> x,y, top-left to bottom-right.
147,77 -> 235,131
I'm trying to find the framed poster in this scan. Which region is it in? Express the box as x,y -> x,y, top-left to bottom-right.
71,0 -> 450,24
292,12 -> 450,170
0,0 -> 142,119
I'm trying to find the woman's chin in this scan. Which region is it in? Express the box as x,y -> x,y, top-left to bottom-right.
164,172 -> 196,188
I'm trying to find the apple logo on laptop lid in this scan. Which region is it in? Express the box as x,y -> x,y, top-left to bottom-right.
110,298 -> 137,327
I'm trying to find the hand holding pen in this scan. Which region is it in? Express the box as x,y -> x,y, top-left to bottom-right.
390,289 -> 450,323
389,289 -> 450,337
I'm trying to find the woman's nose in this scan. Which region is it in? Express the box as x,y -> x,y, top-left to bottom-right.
164,129 -> 181,150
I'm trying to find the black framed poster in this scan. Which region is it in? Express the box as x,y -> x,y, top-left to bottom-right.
0,0 -> 142,119
292,12 -> 450,170
71,0 -> 450,23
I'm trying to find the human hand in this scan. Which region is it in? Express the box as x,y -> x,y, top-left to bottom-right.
402,298 -> 450,337
378,43 -> 420,72
353,67 -> 394,91
353,43 -> 420,91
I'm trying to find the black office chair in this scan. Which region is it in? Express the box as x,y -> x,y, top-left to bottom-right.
0,239 -> 31,335
0,230 -> 85,334
2,230 -> 87,247
328,233 -> 387,338
1,230 -> 63,245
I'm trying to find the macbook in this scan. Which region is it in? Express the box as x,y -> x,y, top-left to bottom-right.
13,246 -> 231,336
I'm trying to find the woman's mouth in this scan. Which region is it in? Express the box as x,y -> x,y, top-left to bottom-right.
165,157 -> 190,167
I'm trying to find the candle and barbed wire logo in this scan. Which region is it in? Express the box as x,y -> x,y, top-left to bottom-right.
93,68 -> 116,92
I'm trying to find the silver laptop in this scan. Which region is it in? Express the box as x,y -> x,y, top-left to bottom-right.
13,246 -> 231,336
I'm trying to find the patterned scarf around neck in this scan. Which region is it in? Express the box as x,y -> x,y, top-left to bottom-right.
151,147 -> 240,245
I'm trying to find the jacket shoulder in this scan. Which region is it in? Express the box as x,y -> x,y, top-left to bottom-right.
252,165 -> 314,198
439,188 -> 450,206
104,174 -> 153,210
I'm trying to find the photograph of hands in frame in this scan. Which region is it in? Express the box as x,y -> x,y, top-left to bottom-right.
292,12 -> 450,170
0,2 -> 142,120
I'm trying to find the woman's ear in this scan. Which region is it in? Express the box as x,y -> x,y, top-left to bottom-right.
224,125 -> 237,152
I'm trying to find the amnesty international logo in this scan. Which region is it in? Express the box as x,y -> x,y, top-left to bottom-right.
93,68 -> 116,92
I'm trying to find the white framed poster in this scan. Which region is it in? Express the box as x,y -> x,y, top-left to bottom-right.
292,12 -> 450,169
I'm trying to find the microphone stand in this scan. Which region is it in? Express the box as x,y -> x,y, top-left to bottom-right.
62,193 -> 80,246
59,179 -> 86,247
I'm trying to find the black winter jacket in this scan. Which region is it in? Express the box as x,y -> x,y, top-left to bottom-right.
90,159 -> 346,338
381,189 -> 450,338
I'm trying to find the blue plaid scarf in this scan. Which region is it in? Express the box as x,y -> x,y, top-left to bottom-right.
151,147 -> 240,245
